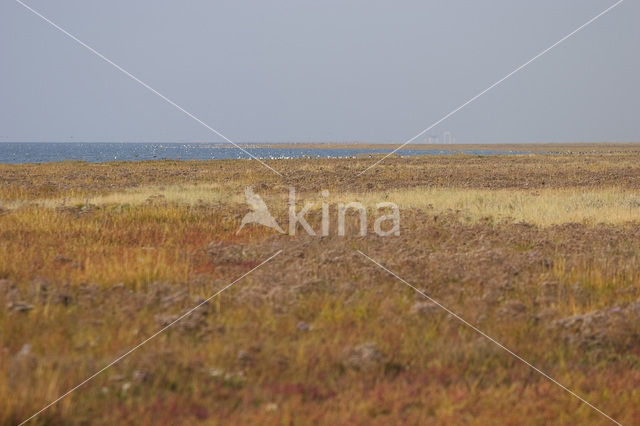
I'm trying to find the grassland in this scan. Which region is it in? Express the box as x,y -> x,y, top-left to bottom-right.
1,149 -> 640,425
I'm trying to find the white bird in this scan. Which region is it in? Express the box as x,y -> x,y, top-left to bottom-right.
236,187 -> 284,234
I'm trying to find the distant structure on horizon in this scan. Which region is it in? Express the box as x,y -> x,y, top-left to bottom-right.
426,131 -> 455,144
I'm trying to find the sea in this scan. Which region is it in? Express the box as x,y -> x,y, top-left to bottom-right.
0,142 -> 531,164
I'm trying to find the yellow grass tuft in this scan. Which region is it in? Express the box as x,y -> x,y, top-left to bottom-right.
334,187 -> 640,226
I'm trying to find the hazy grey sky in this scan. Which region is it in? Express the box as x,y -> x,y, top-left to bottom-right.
1,0 -> 638,143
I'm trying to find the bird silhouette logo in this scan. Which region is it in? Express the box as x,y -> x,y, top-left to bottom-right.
236,187 -> 285,234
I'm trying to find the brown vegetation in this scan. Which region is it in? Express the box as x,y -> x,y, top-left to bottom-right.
1,151 -> 640,424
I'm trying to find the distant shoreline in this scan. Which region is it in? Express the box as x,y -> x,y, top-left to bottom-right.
262,142 -> 640,152
2,141 -> 639,153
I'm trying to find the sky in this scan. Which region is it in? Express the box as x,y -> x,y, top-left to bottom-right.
0,0 -> 638,144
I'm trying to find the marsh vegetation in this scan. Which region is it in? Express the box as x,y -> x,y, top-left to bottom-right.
1,149 -> 640,424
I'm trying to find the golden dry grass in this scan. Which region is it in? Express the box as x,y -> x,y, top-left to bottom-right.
7,185 -> 640,227
335,187 -> 640,226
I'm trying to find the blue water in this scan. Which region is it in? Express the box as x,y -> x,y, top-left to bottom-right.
0,143 -> 531,164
